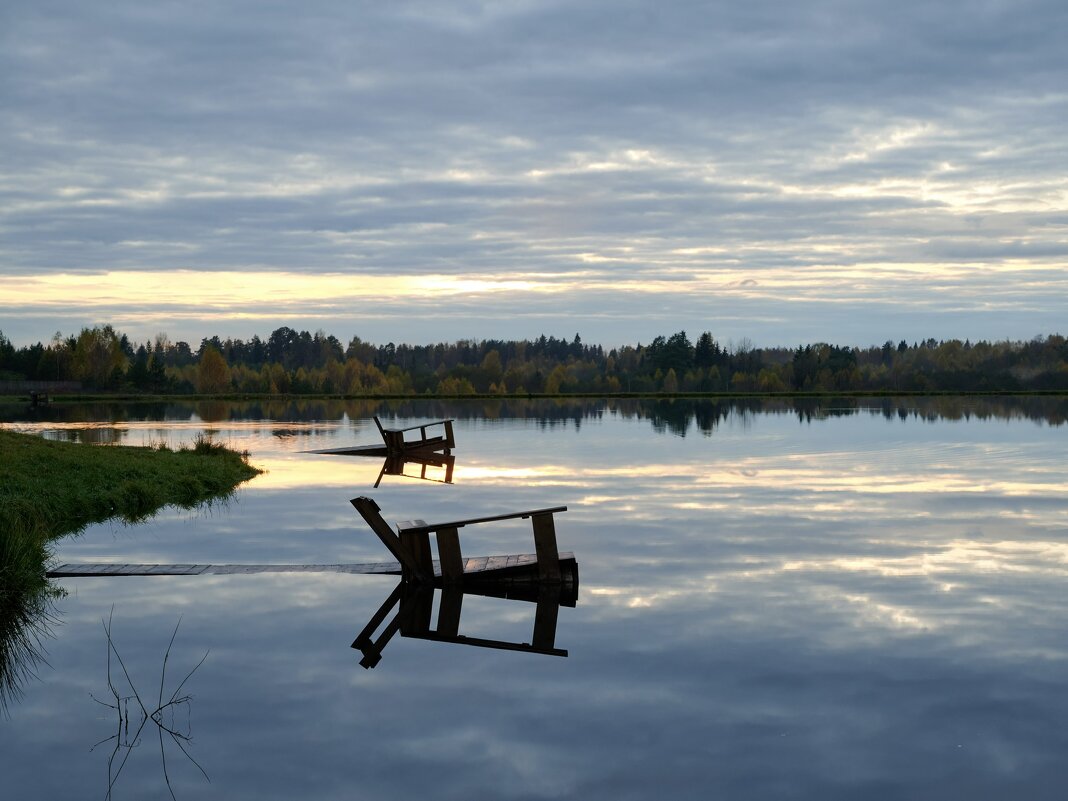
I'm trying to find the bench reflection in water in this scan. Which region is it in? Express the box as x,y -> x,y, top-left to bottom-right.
374,451 -> 455,488
352,579 -> 576,669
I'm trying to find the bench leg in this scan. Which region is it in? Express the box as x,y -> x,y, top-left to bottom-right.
400,529 -> 434,582
532,584 -> 561,650
351,582 -> 405,668
436,526 -> 464,585
436,586 -> 463,637
531,512 -> 561,583
399,584 -> 434,636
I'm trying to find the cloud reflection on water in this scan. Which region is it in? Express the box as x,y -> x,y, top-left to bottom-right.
3,399 -> 1068,797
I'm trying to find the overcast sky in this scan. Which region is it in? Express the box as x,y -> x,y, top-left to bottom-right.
2,0 -> 1066,348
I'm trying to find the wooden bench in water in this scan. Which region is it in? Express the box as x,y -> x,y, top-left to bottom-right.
47,496 -> 578,593
373,415 -> 455,455
350,496 -> 576,587
305,417 -> 456,460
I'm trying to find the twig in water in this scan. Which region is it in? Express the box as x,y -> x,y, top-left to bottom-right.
93,612 -> 210,800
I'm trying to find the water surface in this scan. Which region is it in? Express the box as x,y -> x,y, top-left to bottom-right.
2,397 -> 1067,799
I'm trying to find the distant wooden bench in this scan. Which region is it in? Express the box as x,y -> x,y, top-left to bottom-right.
373,415 -> 455,455
29,390 -> 49,406
350,497 -> 568,585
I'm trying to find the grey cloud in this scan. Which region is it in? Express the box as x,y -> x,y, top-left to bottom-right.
2,0 -> 1068,345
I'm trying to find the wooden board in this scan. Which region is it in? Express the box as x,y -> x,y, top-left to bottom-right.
47,552 -> 576,580
303,444 -> 390,457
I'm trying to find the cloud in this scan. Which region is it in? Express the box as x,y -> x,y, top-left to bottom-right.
1,0 -> 1067,345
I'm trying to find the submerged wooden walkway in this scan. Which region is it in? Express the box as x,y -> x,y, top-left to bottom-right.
47,552 -> 575,579
305,444 -> 391,457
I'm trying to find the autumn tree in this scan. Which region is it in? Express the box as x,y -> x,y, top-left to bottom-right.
196,345 -> 231,393
72,325 -> 127,388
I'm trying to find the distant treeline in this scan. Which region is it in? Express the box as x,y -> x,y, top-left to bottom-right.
2,326 -> 1067,395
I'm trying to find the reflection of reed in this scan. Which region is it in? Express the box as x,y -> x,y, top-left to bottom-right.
0,532 -> 61,714
91,612 -> 209,801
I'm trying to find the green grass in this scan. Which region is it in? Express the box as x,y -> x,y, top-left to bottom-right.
0,430 -> 262,541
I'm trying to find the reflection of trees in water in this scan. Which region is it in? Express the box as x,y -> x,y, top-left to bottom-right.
785,396 -> 1068,426
92,613 -> 209,801
0,534 -> 62,714
193,400 -> 229,423
4,396 -> 1065,435
641,399 -> 761,437
49,427 -> 127,445
0,401 -> 173,425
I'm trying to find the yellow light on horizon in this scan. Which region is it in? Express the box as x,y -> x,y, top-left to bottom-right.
3,260 -> 1065,321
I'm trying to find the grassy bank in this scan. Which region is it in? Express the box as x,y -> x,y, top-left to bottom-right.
0,430 -> 262,543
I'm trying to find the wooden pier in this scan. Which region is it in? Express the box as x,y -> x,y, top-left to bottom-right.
46,552 -> 576,582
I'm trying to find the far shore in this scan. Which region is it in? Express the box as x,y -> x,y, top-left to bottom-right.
4,389 -> 1068,405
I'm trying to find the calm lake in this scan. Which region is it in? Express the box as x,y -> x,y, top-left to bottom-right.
3,397 -> 1068,800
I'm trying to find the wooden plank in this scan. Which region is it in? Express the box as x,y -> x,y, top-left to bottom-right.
531,512 -> 561,582
352,583 -> 404,649
436,526 -> 464,585
49,562 -> 397,577
398,506 -> 567,536
304,444 -> 389,456
46,553 -> 576,580
350,497 -> 419,576
384,418 -> 454,434
400,529 -> 433,580
339,561 -> 402,574
411,631 -> 567,658
532,585 -> 561,650
436,586 -> 463,637
399,585 -> 434,635
351,583 -> 406,670
464,556 -> 489,573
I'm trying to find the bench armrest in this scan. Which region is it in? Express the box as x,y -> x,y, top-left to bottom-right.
386,418 -> 454,433
397,506 -> 567,535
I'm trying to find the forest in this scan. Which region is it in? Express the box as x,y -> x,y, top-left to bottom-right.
2,326 -> 1067,395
